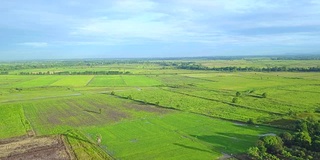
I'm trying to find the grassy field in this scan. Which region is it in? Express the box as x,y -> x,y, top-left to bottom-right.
51,75 -> 94,87
200,59 -> 320,68
88,75 -> 161,87
0,59 -> 319,159
81,112 -> 281,159
12,76 -> 63,88
1,94 -> 282,159
0,104 -> 30,138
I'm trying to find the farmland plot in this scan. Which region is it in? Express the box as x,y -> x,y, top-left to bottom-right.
81,112 -> 282,160
50,75 -> 94,87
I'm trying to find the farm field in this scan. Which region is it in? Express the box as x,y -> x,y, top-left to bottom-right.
199,59 -> 320,68
0,136 -> 71,159
0,94 -> 282,159
0,58 -> 319,159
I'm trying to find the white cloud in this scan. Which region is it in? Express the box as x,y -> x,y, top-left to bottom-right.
4,0 -> 320,54
71,12 -> 211,42
110,0 -> 157,13
18,42 -> 48,47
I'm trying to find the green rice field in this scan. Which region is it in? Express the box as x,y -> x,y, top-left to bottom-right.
0,58 -> 319,159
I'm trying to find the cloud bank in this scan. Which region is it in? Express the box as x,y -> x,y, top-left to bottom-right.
0,0 -> 320,59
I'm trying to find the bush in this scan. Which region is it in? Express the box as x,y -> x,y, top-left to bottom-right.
247,118 -> 255,125
294,131 -> 311,148
232,97 -> 238,103
280,132 -> 293,146
260,136 -> 284,154
247,147 -> 261,159
262,92 -> 267,98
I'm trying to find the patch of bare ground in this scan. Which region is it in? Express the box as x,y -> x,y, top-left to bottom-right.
219,153 -> 250,160
219,153 -> 232,160
0,135 -> 73,160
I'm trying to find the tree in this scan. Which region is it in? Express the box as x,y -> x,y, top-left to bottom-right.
312,140 -> 320,152
296,120 -> 308,132
236,91 -> 241,97
261,136 -> 284,154
110,91 -> 115,95
256,140 -> 267,154
247,147 -> 262,159
280,132 -> 293,146
262,92 -> 267,98
294,131 -> 311,148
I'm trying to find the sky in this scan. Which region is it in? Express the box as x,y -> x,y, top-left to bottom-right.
1,0 -> 320,60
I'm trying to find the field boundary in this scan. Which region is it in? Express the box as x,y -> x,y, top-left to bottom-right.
160,88 -> 283,116
86,75 -> 96,86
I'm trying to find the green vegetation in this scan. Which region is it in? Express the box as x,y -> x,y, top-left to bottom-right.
81,112 -> 282,159
0,56 -> 319,159
247,118 -> 320,160
50,75 -> 94,87
64,130 -> 113,160
0,104 -> 30,138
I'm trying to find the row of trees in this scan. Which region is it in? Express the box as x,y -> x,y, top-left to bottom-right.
247,118 -> 320,160
173,63 -> 320,72
0,60 -> 157,72
19,71 -> 131,75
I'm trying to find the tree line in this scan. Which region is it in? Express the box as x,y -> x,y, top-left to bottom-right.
19,70 -> 131,75
158,62 -> 320,72
247,118 -> 320,160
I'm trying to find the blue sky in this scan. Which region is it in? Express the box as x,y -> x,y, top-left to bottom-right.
1,0 -> 320,60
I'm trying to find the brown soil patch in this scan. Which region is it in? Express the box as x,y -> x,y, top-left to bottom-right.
46,100 -> 130,127
0,135 -> 72,160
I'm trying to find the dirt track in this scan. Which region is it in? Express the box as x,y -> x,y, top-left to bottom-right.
0,135 -> 72,160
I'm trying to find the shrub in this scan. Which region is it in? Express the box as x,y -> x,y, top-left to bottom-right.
247,147 -> 261,159
232,97 -> 238,103
280,132 -> 293,146
262,92 -> 267,98
247,118 -> 255,125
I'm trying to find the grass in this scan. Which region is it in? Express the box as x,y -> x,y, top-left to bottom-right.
63,130 -> 113,160
12,76 -> 63,88
22,94 -> 168,135
88,75 -> 126,87
88,75 -> 161,87
80,112 -> 282,160
0,87 -> 79,103
0,104 -> 30,139
0,59 -> 319,159
200,59 -> 320,68
0,75 -> 34,88
115,87 -> 272,122
50,75 -> 94,87
1,93 -> 282,159
121,75 -> 162,86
